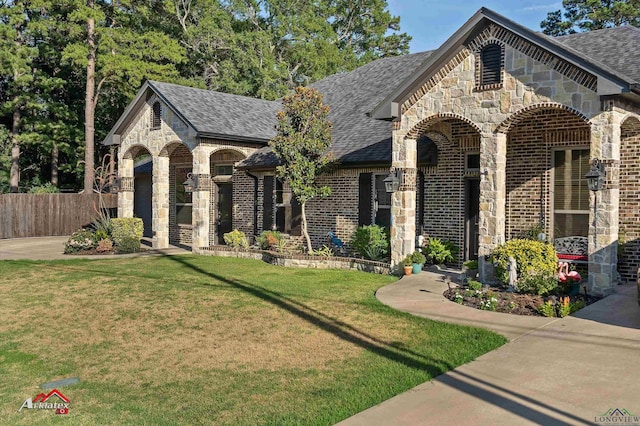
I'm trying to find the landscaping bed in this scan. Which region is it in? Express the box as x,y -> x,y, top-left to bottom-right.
443,283 -> 601,317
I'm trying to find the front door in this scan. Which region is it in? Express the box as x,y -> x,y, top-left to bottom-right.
465,179 -> 480,260
216,183 -> 233,244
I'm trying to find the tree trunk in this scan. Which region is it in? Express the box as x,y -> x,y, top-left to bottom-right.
301,201 -> 313,254
10,109 -> 20,193
51,143 -> 59,186
84,3 -> 96,193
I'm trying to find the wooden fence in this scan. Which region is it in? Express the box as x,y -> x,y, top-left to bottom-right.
0,194 -> 118,239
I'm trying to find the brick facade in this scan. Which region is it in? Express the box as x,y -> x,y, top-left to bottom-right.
618,117 -> 640,283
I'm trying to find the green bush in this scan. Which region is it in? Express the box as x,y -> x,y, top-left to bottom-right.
350,225 -> 389,260
116,236 -> 141,254
423,238 -> 459,264
463,259 -> 478,270
402,255 -> 413,267
223,229 -> 249,249
111,218 -> 143,246
410,250 -> 426,265
28,183 -> 59,193
91,211 -> 112,238
490,238 -> 558,294
467,280 -> 482,291
256,230 -> 283,250
64,229 -> 98,253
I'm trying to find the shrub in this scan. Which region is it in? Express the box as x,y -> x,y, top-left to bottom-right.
463,259 -> 478,270
351,225 -> 389,260
111,218 -> 143,246
467,280 -> 482,291
490,239 -> 557,292
91,211 -> 112,238
117,236 -> 141,254
410,251 -> 426,265
423,238 -> 459,264
256,230 -> 283,250
223,229 -> 249,249
96,238 -> 114,253
312,245 -> 334,257
519,273 -> 558,296
64,229 -> 98,253
402,255 -> 413,267
28,183 -> 59,193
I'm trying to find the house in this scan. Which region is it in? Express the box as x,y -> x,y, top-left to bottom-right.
103,8 -> 640,297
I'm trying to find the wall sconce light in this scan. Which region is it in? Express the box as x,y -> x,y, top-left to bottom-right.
110,177 -> 122,193
384,169 -> 403,193
585,159 -> 605,192
183,173 -> 198,193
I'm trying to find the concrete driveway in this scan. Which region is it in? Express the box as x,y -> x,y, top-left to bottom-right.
338,271 -> 640,426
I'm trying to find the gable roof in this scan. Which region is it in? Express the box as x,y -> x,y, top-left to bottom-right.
371,7 -> 640,120
238,51 -> 433,169
103,81 -> 281,146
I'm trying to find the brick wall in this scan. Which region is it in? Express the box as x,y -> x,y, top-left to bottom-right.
505,109 -> 590,239
169,144 -> 193,246
618,118 -> 640,283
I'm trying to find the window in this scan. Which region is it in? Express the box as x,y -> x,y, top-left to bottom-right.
553,149 -> 589,238
261,176 -> 301,235
479,43 -> 502,87
175,166 -> 192,225
214,165 -> 234,176
275,179 -> 285,232
151,102 -> 161,130
466,153 -> 480,171
374,174 -> 391,228
358,173 -> 391,228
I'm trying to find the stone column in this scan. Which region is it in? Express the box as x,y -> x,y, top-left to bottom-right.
478,133 -> 507,282
390,134 -> 416,270
117,156 -> 134,218
588,111 -> 622,296
191,146 -> 211,252
152,155 -> 170,249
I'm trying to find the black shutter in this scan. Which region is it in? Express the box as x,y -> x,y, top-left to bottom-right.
358,173 -> 372,226
291,198 -> 302,236
151,102 -> 161,129
481,44 -> 502,85
263,176 -> 274,231
416,170 -> 425,233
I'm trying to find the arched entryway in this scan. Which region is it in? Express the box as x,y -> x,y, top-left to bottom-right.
159,142 -> 194,247
403,114 -> 482,263
121,145 -> 153,238
498,105 -> 591,241
209,149 -> 246,244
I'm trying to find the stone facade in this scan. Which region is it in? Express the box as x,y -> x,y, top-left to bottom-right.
391,22 -> 640,295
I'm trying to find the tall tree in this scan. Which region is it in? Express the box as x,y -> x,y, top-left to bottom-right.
270,87 -> 333,253
174,0 -> 410,100
542,0 -> 640,36
60,0 -> 186,192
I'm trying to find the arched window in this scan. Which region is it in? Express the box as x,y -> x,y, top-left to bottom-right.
480,43 -> 502,87
151,101 -> 161,130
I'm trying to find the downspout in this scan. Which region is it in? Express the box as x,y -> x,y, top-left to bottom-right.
245,170 -> 259,238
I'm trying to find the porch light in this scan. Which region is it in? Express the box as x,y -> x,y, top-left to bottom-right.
585,159 -> 605,192
110,177 -> 122,193
384,170 -> 402,193
183,173 -> 198,193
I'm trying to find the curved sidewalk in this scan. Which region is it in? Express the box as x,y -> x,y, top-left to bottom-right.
338,270 -> 640,426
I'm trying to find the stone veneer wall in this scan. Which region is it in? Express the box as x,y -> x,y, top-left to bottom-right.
618,118 -> 640,283
505,110 -> 590,239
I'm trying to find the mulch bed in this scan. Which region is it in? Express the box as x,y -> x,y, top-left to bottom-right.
443,283 -> 601,316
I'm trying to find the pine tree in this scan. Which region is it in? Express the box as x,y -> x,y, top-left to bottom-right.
542,0 -> 640,36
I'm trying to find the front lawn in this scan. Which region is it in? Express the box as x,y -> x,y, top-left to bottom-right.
0,256 -> 505,425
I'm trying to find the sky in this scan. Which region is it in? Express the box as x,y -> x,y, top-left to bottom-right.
387,1 -> 563,53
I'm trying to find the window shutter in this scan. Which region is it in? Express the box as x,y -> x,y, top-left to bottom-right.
481,44 -> 502,85
358,173 -> 372,226
151,102 -> 162,129
263,176 -> 274,231
291,198 -> 302,236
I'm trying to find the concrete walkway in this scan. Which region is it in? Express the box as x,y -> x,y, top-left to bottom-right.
338,270 -> 640,426
0,236 -> 190,260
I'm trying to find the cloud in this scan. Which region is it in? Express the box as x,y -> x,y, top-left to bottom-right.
522,2 -> 562,12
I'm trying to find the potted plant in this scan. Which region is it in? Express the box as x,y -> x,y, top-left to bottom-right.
402,255 -> 413,276
411,251 -> 426,274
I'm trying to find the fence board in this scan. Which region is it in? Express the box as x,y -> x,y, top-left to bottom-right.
0,194 -> 118,239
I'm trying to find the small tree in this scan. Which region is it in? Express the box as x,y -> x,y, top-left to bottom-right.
269,87 -> 333,253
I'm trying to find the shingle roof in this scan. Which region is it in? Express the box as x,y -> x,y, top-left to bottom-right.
555,26 -> 640,83
148,81 -> 281,142
238,51 -> 433,168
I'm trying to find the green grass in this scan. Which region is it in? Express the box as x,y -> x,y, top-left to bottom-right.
0,255 -> 506,425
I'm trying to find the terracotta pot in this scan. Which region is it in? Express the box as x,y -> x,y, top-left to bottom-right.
403,265 -> 412,276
